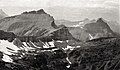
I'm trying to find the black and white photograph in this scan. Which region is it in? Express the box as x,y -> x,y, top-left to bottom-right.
0,0 -> 119,70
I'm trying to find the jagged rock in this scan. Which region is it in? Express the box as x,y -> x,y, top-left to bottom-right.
22,9 -> 47,14
68,27 -> 89,41
0,30 -> 16,42
0,9 -> 55,36
0,9 -> 77,43
68,37 -> 120,70
12,49 -> 69,70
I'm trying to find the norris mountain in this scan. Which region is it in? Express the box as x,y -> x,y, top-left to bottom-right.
0,9 -> 55,36
0,9 -> 74,41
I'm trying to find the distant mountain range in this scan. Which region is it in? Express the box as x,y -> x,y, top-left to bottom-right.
55,19 -> 80,27
46,6 -> 119,22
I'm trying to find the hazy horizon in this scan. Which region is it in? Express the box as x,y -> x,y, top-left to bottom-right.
0,0 -> 119,22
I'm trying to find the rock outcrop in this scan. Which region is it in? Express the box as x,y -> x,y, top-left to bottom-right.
0,9 -> 55,36
0,30 -> 16,42
0,9 -> 77,43
68,37 -> 120,70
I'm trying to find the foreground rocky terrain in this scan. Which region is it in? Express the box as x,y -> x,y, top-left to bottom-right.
0,37 -> 120,70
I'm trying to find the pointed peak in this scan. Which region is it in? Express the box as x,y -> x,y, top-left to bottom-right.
37,9 -> 46,14
97,18 -> 104,22
97,18 -> 105,23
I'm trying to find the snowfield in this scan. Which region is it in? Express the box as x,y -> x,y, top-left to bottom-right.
0,40 -> 80,62
0,40 -> 19,62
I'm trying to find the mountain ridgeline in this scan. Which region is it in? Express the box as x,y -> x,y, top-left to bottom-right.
0,9 -> 119,42
0,9 -> 76,42
0,9 -> 120,70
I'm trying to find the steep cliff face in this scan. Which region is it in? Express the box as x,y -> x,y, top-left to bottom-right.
68,27 -> 89,41
0,9 -> 75,42
0,9 -> 57,36
108,21 -> 120,34
83,18 -> 116,39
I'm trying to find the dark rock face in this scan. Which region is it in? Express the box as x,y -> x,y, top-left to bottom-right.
12,49 -> 69,70
68,37 -> 120,70
0,30 -> 16,42
68,27 -> 89,41
0,9 -> 76,42
0,9 -> 55,36
37,25 -> 77,42
51,25 -> 75,41
0,51 -> 29,70
22,9 -> 47,14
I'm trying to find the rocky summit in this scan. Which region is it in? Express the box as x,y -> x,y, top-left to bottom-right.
0,9 -> 56,36
0,9 -> 76,42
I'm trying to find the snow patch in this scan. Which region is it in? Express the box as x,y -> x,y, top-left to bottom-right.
0,40 -> 20,62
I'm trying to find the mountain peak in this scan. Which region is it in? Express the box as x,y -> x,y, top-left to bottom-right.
96,18 -> 105,23
22,9 -> 46,14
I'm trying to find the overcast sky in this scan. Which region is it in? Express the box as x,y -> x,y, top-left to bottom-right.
0,0 -> 119,16
0,0 -> 119,8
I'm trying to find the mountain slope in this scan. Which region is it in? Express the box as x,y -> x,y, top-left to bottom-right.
0,9 -> 56,36
68,37 -> 120,70
0,9 -> 76,42
68,18 -> 118,41
0,9 -> 8,19
84,18 -> 115,38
